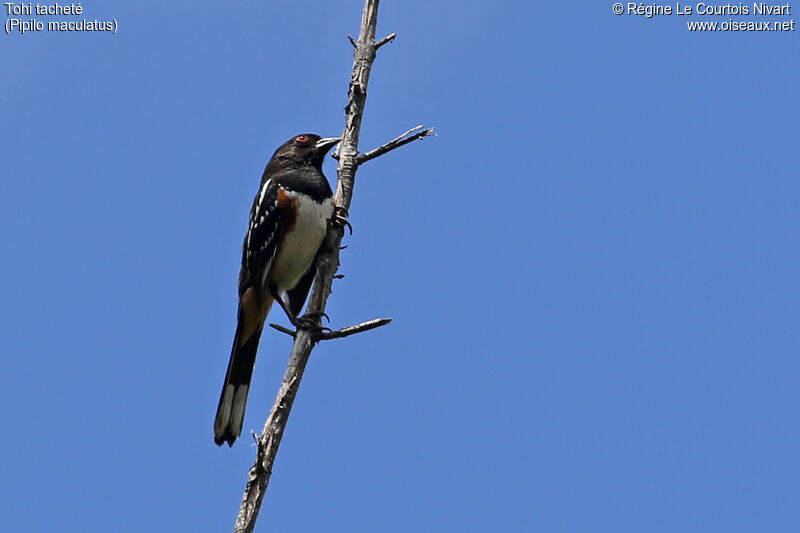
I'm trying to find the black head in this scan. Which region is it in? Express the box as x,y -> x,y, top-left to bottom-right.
270,133 -> 341,170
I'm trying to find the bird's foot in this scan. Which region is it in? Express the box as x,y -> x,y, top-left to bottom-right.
301,311 -> 330,323
333,207 -> 353,235
291,313 -> 332,334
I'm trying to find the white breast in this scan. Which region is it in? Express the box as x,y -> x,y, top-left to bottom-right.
269,191 -> 333,292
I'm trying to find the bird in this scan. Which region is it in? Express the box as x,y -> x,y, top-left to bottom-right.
214,133 -> 341,447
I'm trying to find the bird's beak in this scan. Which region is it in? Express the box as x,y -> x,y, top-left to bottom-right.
315,137 -> 341,152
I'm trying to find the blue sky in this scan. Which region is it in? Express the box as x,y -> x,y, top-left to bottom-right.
2,1 -> 798,531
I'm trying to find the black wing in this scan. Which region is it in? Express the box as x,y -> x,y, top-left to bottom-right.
242,178 -> 284,300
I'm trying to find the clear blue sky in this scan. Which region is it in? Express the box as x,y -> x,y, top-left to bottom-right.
2,1 -> 798,531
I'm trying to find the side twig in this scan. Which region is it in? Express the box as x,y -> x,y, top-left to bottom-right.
318,318 -> 392,340
267,323 -> 296,338
270,318 -> 391,341
357,125 -> 435,165
375,32 -> 397,49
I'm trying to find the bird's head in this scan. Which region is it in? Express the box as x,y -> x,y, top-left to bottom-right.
272,133 -> 341,169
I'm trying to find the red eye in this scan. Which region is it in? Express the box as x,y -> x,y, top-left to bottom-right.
295,135 -> 308,143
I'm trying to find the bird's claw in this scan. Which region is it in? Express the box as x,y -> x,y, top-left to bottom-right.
301,311 -> 331,323
292,314 -> 332,333
333,207 -> 353,235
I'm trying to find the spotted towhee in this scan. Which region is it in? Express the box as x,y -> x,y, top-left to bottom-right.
214,133 -> 340,446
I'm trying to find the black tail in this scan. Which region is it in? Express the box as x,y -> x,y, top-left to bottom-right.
213,324 -> 263,446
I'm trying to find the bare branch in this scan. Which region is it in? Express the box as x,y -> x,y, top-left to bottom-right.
231,1 -> 432,531
270,318 -> 391,341
348,34 -> 357,48
318,318 -> 392,340
357,126 -> 434,165
375,32 -> 397,49
232,4 -> 385,531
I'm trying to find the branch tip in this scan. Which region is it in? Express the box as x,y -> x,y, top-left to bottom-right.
269,323 -> 296,338
318,318 -> 392,341
356,126 -> 435,165
375,32 -> 397,49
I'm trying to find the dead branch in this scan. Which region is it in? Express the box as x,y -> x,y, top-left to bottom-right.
231,1 -> 431,531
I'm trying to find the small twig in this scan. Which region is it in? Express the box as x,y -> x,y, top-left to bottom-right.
348,34 -> 357,48
356,126 -> 434,165
271,318 -> 391,341
375,32 -> 397,49
269,323 -> 296,338
317,318 -> 392,340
